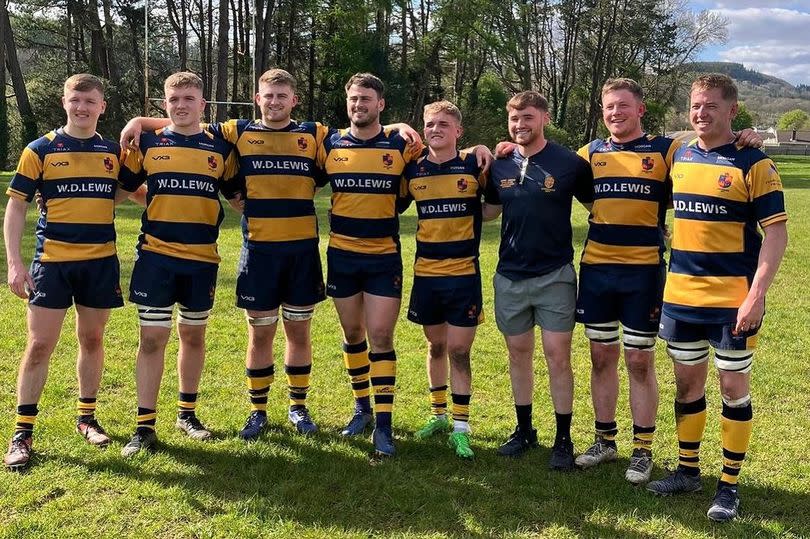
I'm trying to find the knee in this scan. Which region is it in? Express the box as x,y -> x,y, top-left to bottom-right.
448,347 -> 471,370
178,326 -> 205,350
625,352 -> 653,380
545,349 -> 570,371
367,328 -> 393,351
674,377 -> 702,401
342,324 -> 366,345
139,334 -> 166,356
24,338 -> 55,365
719,373 -> 749,401
428,340 -> 447,361
591,346 -> 617,372
77,329 -> 104,354
283,322 -> 311,349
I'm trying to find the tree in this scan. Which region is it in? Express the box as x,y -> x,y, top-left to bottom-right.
732,102 -> 754,131
777,109 -> 809,130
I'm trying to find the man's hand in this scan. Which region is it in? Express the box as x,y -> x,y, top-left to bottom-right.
471,145 -> 494,172
120,119 -> 143,149
495,141 -> 517,158
7,260 -> 34,299
390,123 -> 422,146
227,193 -> 245,214
735,128 -> 763,149
734,293 -> 764,335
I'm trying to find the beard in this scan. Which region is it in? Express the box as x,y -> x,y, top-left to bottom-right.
351,109 -> 379,128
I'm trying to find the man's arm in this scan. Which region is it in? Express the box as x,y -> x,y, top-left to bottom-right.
387,123 -> 422,146
3,198 -> 35,298
482,202 -> 502,221
462,145 -> 494,173
734,221 -> 787,334
120,117 -> 172,148
735,128 -> 763,149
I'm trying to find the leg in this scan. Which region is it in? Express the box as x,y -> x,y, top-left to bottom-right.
174,308 -> 212,440
414,323 -> 451,439
135,324 -> 171,413
16,305 -> 68,411
364,293 -> 400,432
282,305 -> 318,434
447,324 -> 476,429
333,293 -> 374,435
241,309 -> 278,439
74,305 -> 112,446
626,347 -> 658,435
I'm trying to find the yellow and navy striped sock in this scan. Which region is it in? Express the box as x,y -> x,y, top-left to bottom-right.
632,424 -> 656,453
719,398 -> 753,487
369,350 -> 396,428
675,395 -> 707,475
246,365 -> 274,415
343,341 -> 371,413
286,363 -> 312,411
430,385 -> 448,417
595,420 -> 618,447
14,403 -> 38,436
136,407 -> 157,434
77,397 -> 97,422
177,392 -> 198,419
451,393 -> 471,432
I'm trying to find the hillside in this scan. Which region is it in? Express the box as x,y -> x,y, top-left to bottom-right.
670,62 -> 810,128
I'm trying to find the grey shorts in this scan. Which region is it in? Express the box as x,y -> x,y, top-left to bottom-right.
493,264 -> 577,335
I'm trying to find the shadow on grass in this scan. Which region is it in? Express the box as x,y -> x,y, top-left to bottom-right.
56,428 -> 809,538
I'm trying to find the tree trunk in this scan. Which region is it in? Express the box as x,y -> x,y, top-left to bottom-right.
215,0 -> 230,122
0,8 -> 8,169
1,4 -> 37,144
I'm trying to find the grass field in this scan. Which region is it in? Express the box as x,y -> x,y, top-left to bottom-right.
0,156 -> 808,538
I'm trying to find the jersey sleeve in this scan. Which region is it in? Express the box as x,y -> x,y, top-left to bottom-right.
218,147 -> 242,199
6,146 -> 43,202
403,137 -> 426,163
206,119 -> 240,144
119,146 -> 147,192
573,156 -> 595,204
483,167 -> 501,205
576,144 -> 590,163
747,157 -> 787,228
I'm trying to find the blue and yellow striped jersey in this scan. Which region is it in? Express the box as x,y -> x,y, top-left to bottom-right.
577,135 -> 678,266
663,142 -> 787,324
208,120 -> 331,251
6,129 -> 125,262
403,151 -> 485,279
322,127 -> 424,256
120,128 -> 239,266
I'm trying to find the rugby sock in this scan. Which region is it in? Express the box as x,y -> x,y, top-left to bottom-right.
14,404 -> 38,436
369,350 -> 396,429
555,412 -> 573,443
246,365 -> 274,416
136,407 -> 157,434
595,420 -> 618,447
632,424 -> 656,453
343,341 -> 371,413
286,363 -> 312,411
430,385 -> 448,417
515,404 -> 532,432
719,397 -> 753,487
451,393 -> 471,433
675,395 -> 707,475
177,392 -> 197,419
77,397 -> 97,422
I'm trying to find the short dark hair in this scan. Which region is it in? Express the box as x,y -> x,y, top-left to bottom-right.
507,91 -> 549,112
345,72 -> 385,98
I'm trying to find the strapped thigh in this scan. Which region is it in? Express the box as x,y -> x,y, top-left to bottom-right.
136,305 -> 173,328
666,340 -> 710,365
177,305 -> 210,326
584,321 -> 620,345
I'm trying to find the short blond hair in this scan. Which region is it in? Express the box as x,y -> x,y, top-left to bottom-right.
164,71 -> 204,92
691,73 -> 738,102
258,68 -> 297,90
64,74 -> 104,95
423,100 -> 462,124
602,78 -> 643,100
507,91 -> 549,112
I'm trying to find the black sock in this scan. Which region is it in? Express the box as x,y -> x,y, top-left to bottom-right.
515,404 -> 533,432
555,412 -> 572,442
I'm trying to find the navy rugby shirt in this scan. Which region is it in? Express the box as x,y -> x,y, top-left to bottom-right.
484,141 -> 593,280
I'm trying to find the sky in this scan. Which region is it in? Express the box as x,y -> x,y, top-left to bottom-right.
691,1 -> 810,86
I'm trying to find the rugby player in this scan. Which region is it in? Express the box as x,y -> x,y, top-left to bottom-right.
402,101 -> 486,459
483,91 -> 593,469
118,72 -> 240,457
647,74 -> 787,522
3,74 -> 136,470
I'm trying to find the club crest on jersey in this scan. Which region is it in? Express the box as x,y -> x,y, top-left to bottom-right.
718,172 -> 732,189
103,157 -> 114,173
382,153 -> 394,169
467,304 -> 478,319
457,178 -> 469,192
641,157 -> 654,171
393,275 -> 402,289
297,137 -> 308,151
543,175 -> 556,191
208,155 -> 218,170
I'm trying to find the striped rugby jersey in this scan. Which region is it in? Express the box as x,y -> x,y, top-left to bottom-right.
6,129 -> 125,262
208,120 -> 330,251
322,127 -> 424,256
663,141 -> 787,324
403,150 -> 485,279
120,128 -> 238,266
577,134 -> 678,266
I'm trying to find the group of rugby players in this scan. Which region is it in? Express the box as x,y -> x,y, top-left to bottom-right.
3,67 -> 787,523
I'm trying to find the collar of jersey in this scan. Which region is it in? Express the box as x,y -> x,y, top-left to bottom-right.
607,133 -> 649,151
342,126 -> 386,145
55,127 -> 101,143
252,119 -> 297,132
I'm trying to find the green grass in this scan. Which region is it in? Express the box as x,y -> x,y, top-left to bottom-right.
0,157 -> 808,538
